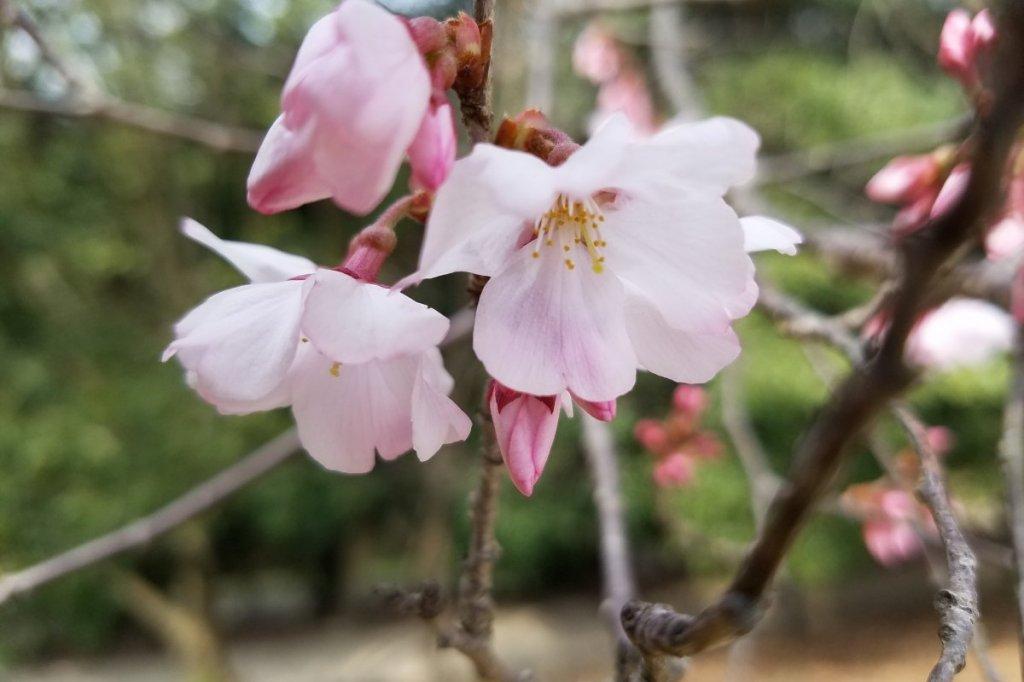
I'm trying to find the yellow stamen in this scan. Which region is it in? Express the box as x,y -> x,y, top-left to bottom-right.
530,193 -> 608,272
329,362 -> 341,377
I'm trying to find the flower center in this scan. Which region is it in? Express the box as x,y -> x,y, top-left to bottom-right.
531,194 -> 607,273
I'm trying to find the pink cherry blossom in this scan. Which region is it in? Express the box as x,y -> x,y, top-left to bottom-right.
907,297 -> 1014,370
862,516 -> 925,567
246,0 -> 454,216
488,380 -> 615,495
403,114 -> 801,402
672,384 -> 707,416
652,453 -> 695,488
164,218 -> 470,473
572,23 -> 622,84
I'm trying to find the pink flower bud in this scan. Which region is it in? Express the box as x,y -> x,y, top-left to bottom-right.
488,380 -> 560,496
407,100 -> 456,192
653,453 -> 694,488
938,9 -> 997,90
865,155 -> 940,205
571,393 -> 617,422
930,163 -> 971,219
633,419 -> 668,452
672,384 -> 707,416
863,518 -> 924,567
406,16 -> 447,55
689,432 -> 722,459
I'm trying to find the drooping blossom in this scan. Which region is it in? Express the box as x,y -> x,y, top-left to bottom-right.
865,148 -> 959,235
634,384 -> 722,489
404,114 -> 801,408
246,0 -> 464,216
488,380 -> 615,495
938,9 -> 997,92
164,218 -> 471,473
906,297 -> 1014,370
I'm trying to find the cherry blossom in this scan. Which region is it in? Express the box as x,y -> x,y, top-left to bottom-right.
164,218 -> 470,473
634,384 -> 721,489
404,114 -> 801,403
246,0 -> 456,216
938,9 -> 996,91
906,297 -> 1014,370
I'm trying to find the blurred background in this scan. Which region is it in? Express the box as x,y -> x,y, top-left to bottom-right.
0,0 -> 1017,679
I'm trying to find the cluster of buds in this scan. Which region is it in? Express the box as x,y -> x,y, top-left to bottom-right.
840,427 -> 950,567
633,385 -> 722,488
938,9 -> 996,99
406,13 -> 491,95
572,22 -> 658,135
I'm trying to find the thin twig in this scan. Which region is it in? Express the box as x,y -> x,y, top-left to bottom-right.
581,415 -> 648,681
454,0 -> 495,144
0,309 -> 475,606
999,327 -> 1024,679
0,429 -> 301,606
622,5 -> 1024,660
0,3 -> 263,153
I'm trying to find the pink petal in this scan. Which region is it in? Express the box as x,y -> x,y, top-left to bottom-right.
474,246 -> 637,401
302,269 -> 449,365
411,352 -> 472,460
247,116 -> 333,214
571,393 -> 617,422
407,99 -> 457,192
180,218 -> 315,283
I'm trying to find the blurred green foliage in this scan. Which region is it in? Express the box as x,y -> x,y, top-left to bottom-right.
0,0 -> 1009,665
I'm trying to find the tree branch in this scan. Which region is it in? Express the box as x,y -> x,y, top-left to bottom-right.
621,3 -> 1024,666
999,327 -> 1024,679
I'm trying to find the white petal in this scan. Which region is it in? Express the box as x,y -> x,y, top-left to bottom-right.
180,218 -> 316,283
602,195 -> 753,333
616,116 -> 760,198
411,353 -> 472,460
908,298 -> 1014,370
625,294 -> 741,383
290,347 -> 420,473
553,113 -> 631,198
474,246 -> 637,401
165,280 -> 307,403
406,144 -> 555,284
741,216 -> 802,255
302,269 -> 449,364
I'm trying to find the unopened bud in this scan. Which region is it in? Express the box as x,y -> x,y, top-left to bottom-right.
407,16 -> 447,55
495,109 -> 575,163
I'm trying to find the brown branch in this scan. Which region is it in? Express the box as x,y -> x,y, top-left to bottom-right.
0,429 -> 301,606
0,309 -> 475,607
999,327 -> 1024,678
581,415 -> 649,681
622,3 -> 1024,664
0,2 -> 264,153
896,407 -> 980,682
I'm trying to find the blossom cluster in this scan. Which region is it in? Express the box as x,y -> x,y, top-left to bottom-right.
633,385 -> 722,488
165,0 -> 800,495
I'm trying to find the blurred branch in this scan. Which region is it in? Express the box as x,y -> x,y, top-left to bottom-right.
755,117 -> 969,186
999,327 -> 1024,679
581,415 -> 651,681
553,0 -> 753,18
0,309 -> 475,608
0,1 -> 263,152
0,429 -> 301,607
623,2 -> 1024,668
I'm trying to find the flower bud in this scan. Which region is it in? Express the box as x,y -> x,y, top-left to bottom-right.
407,100 -> 457,192
407,16 -> 448,55
652,453 -> 694,488
495,109 -> 575,163
447,13 -> 491,90
488,380 -> 560,496
865,154 -> 942,205
672,384 -> 707,416
633,418 -> 667,452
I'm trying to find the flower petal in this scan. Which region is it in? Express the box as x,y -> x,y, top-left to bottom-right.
624,293 -> 741,384
740,216 -> 803,255
247,116 -> 333,214
302,269 -> 449,364
602,195 -> 753,333
290,347 -> 420,473
180,218 -> 316,283
164,280 -> 307,403
474,247 -> 637,401
411,352 -> 472,460
553,113 -> 631,197
404,144 -> 554,284
615,116 -> 760,197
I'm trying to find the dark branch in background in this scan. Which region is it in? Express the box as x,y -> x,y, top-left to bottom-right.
581,415 -> 651,681
622,4 -> 1024,675
0,309 -> 475,608
759,284 -> 1000,681
755,117 -> 968,186
1000,328 -> 1024,678
0,0 -> 263,152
